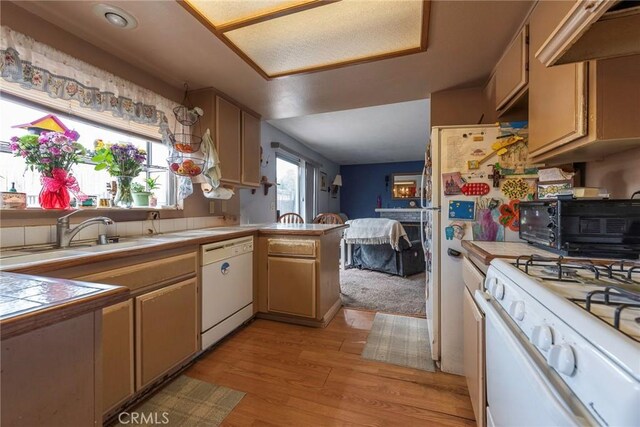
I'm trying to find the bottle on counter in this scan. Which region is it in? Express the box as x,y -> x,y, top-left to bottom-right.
376,195 -> 382,208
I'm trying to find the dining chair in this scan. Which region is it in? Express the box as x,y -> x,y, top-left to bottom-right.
312,213 -> 344,224
277,212 -> 305,224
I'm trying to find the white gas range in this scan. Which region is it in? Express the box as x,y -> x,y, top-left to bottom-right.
475,255 -> 640,426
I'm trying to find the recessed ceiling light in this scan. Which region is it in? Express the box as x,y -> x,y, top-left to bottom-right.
93,4 -> 138,30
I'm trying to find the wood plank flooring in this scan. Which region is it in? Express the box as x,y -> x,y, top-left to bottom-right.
186,309 -> 475,426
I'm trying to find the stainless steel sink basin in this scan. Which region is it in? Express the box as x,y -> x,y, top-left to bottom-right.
76,237 -> 166,252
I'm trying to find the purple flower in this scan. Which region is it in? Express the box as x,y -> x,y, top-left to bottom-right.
38,134 -> 49,144
10,136 -> 18,143
9,142 -> 19,151
64,130 -> 80,141
61,145 -> 73,153
20,150 -> 28,157
50,146 -> 61,155
41,158 -> 51,163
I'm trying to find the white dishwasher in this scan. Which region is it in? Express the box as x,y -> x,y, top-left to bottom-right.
201,236 -> 254,350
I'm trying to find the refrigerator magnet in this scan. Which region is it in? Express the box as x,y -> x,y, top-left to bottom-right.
442,172 -> 465,195
448,200 -> 475,220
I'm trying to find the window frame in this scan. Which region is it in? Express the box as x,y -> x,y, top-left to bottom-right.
0,92 -> 177,208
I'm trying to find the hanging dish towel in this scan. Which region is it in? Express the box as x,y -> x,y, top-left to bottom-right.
201,128 -> 221,189
200,128 -> 234,199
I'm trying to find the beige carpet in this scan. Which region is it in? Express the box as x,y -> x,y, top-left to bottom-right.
362,312 -> 436,372
116,375 -> 244,426
340,268 -> 426,316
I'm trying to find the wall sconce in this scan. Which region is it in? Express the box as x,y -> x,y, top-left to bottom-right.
331,174 -> 342,195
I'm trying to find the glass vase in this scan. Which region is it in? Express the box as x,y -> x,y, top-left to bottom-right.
39,185 -> 71,210
115,176 -> 135,208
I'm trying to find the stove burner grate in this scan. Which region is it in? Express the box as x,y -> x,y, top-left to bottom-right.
514,255 -> 640,285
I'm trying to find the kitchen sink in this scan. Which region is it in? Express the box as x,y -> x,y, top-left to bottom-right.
0,250 -> 87,266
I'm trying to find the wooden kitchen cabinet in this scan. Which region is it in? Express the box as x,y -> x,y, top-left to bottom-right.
495,25 -> 528,112
102,299 -> 134,414
267,256 -> 316,318
188,88 -> 261,186
241,111 -> 261,187
216,96 -> 242,184
528,0 -> 587,155
135,278 -> 198,389
528,1 -> 640,163
257,229 -> 343,327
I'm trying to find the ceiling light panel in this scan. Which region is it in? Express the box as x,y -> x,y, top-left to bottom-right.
223,0 -> 424,77
184,0 -> 314,27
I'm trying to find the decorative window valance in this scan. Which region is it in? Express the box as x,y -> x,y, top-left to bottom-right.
0,26 -> 177,142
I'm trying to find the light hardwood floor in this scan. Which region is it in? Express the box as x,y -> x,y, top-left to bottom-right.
186,308 -> 475,426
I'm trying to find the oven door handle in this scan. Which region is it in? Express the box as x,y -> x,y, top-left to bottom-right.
474,291 -> 593,426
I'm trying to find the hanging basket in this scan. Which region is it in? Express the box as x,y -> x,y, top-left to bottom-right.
171,132 -> 203,153
167,154 -> 205,177
173,105 -> 202,127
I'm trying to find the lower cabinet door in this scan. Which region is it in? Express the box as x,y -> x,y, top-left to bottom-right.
463,288 -> 485,427
267,257 -> 316,318
136,278 -> 198,389
102,299 -> 134,414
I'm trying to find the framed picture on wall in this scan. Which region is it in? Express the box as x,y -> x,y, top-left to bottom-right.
320,172 -> 327,191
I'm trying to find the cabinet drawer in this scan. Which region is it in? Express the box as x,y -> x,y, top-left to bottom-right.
463,256 -> 485,293
75,252 -> 196,292
267,239 -> 316,257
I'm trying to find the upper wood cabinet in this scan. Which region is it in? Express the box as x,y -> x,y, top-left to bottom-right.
216,96 -> 242,184
528,0 -> 588,156
495,25 -> 528,112
189,89 -> 261,187
536,0 -> 640,66
241,111 -> 261,187
528,0 -> 640,163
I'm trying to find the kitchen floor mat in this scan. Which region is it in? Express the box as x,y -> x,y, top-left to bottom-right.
361,312 -> 436,372
115,375 -> 244,426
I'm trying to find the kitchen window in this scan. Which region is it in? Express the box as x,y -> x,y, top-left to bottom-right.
0,95 -> 175,207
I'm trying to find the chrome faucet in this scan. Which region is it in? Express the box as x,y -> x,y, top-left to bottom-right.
56,211 -> 114,248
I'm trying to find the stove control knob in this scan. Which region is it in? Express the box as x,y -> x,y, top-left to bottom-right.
509,301 -> 526,321
531,325 -> 553,351
547,344 -> 576,376
491,281 -> 505,300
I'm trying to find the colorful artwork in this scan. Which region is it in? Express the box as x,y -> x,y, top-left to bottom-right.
448,200 -> 475,220
445,226 -> 455,240
501,178 -> 533,199
472,197 -> 504,241
442,172 -> 465,195
538,181 -> 572,199
461,182 -> 490,196
499,199 -> 521,231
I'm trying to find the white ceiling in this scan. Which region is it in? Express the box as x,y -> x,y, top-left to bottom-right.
269,99 -> 430,165
6,1 -> 532,165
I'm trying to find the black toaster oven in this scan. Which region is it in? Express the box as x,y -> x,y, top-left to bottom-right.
519,199 -> 640,259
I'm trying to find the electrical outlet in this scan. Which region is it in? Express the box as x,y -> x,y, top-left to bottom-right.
147,211 -> 159,220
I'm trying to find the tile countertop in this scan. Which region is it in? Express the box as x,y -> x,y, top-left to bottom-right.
0,271 -> 128,340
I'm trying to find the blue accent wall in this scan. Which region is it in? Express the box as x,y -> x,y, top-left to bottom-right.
340,160 -> 424,219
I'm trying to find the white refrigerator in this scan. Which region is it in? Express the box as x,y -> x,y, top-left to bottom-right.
421,124 -> 524,375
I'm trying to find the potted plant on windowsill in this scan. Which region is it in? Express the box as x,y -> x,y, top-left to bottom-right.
145,177 -> 160,207
92,140 -> 146,208
131,182 -> 151,207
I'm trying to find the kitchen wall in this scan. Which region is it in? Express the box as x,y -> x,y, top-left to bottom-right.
1,2 -> 182,103
585,147 -> 640,199
339,160 -> 424,219
239,122 -> 340,224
